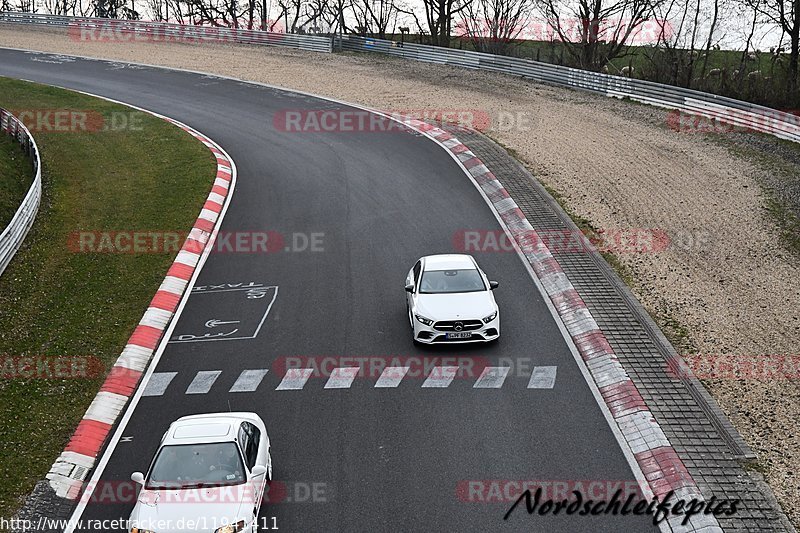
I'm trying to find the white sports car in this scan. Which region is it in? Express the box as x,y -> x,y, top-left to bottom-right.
405,254 -> 500,343
129,412 -> 271,533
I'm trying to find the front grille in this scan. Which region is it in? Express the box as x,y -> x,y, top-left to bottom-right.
433,320 -> 482,331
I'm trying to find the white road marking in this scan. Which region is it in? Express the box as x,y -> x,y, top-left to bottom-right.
229,369 -> 269,392
473,367 -> 510,388
422,366 -> 459,388
60,100 -> 239,533
142,372 -> 177,396
528,366 -> 557,389
170,286 -> 278,343
186,370 -> 222,394
324,367 -> 360,389
375,366 -> 410,388
276,368 -> 314,390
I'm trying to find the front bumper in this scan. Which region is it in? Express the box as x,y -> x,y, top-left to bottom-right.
413,315 -> 500,344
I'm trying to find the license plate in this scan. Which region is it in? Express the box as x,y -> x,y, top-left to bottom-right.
447,332 -> 472,339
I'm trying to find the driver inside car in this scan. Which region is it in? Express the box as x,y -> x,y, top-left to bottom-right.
209,444 -> 241,476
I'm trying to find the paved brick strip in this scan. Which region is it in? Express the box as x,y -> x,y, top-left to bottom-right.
401,118 -> 720,533
44,117 -> 234,501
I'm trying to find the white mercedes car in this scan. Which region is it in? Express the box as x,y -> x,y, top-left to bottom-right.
405,254 -> 500,343
129,412 -> 271,533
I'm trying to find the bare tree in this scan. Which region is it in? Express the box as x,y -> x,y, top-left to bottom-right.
402,0 -> 470,46
535,0 -> 664,70
747,0 -> 799,93
321,0 -> 352,33
458,0 -> 534,54
353,0 -> 401,38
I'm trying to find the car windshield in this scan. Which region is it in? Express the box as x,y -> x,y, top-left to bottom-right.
146,442 -> 246,489
419,269 -> 486,294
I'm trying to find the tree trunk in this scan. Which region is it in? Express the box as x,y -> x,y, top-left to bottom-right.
790,33 -> 799,96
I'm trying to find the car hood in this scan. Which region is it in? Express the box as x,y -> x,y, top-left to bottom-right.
415,292 -> 496,321
130,486 -> 247,532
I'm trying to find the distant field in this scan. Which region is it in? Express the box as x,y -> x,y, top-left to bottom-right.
384,33 -> 795,108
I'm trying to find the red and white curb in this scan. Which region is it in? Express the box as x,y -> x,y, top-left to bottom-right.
400,119 -> 720,533
45,117 -> 234,501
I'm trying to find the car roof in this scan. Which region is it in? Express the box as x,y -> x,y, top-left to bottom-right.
162,412 -> 261,445
422,254 -> 477,271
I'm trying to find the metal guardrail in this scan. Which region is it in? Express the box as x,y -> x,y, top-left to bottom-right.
3,12 -> 797,140
338,35 -> 800,143
0,12 -> 333,53
0,108 -> 42,278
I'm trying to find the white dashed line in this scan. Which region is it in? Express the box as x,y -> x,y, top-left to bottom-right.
473,367 -> 510,388
324,367 -> 360,389
375,366 -> 410,388
276,368 -> 314,390
229,369 -> 269,392
186,370 -> 222,394
528,366 -> 558,389
142,372 -> 177,396
421,366 -> 459,388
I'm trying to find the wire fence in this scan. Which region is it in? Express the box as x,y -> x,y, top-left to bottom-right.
0,108 -> 42,278
337,35 -> 800,143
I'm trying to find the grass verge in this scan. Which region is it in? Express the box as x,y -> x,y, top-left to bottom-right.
0,129 -> 33,229
0,77 -> 215,521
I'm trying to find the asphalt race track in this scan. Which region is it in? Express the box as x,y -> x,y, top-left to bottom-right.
0,48 -> 658,532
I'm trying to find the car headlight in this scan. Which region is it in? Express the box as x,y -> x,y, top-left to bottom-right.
215,521 -> 247,533
482,311 -> 498,323
414,314 -> 434,326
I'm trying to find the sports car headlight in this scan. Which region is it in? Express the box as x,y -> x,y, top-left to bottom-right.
215,521 -> 246,533
414,314 -> 434,326
482,311 -> 498,323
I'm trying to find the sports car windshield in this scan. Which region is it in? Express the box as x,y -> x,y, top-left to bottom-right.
146,442 -> 246,489
419,269 -> 486,294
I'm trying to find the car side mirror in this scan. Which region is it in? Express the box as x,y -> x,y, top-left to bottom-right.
489,280 -> 499,290
251,465 -> 267,477
131,472 -> 145,485
405,283 -> 414,293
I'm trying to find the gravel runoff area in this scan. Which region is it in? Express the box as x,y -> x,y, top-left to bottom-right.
1,26 -> 799,526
